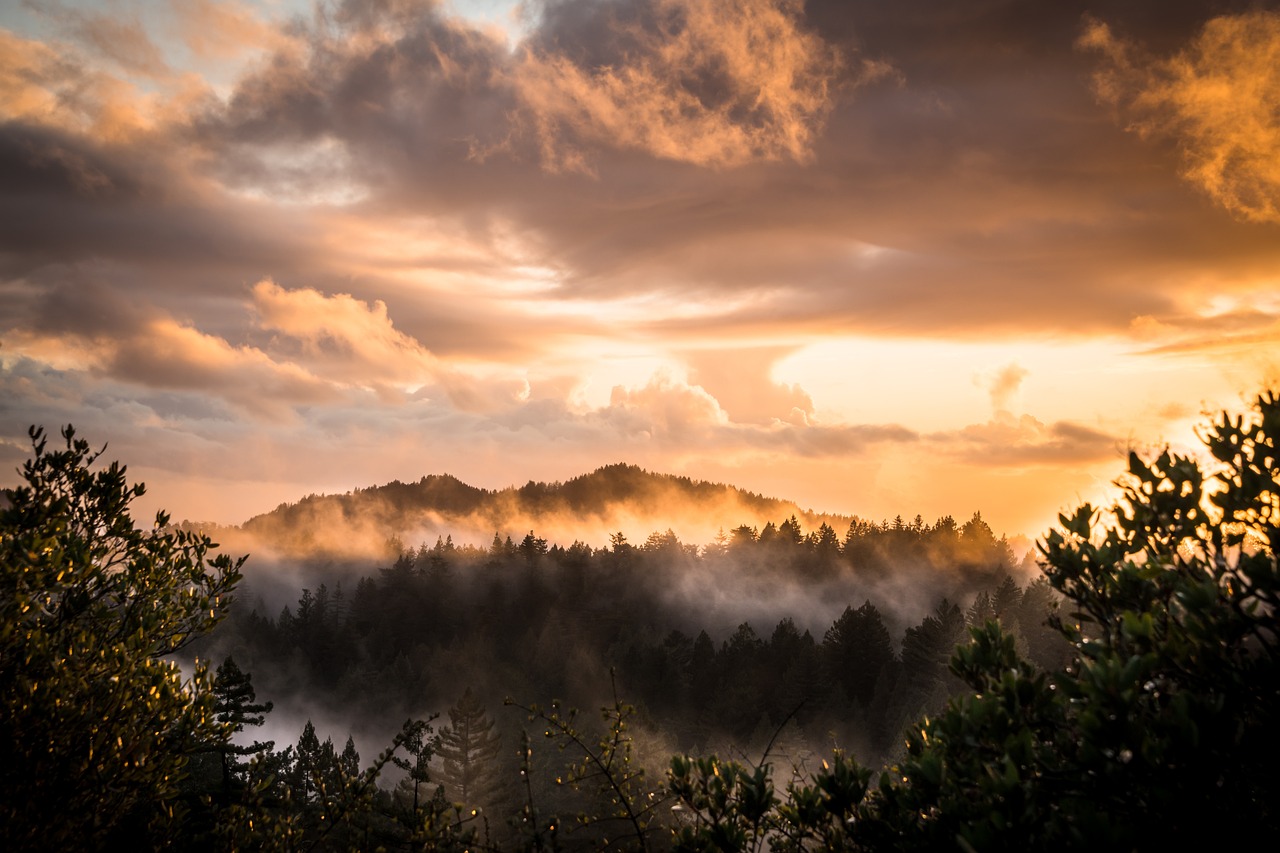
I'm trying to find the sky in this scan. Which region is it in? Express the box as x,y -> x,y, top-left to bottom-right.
2,0 -> 1278,545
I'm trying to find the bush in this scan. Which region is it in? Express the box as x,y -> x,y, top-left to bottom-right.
0,427 -> 244,848
668,390 -> 1280,850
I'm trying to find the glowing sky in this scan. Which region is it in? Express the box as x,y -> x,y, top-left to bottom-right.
2,0 -> 1278,542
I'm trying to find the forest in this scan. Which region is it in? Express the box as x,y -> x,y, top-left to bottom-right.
3,391 -> 1279,851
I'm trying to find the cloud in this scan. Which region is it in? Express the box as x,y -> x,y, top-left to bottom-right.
2,5 -> 230,146
107,317 -> 335,419
25,0 -> 171,79
252,279 -> 541,411
685,347 -> 815,425
252,279 -> 438,387
512,0 -> 849,170
3,0 -> 1279,539
940,412 -> 1118,467
598,372 -> 915,458
169,0 -> 286,61
207,0 -> 854,182
605,372 -> 728,437
983,363 -> 1028,413
1081,10 -> 1280,224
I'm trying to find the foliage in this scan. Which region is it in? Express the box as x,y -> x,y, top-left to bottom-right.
667,390 -> 1280,849
509,672 -> 669,851
22,388 -> 1275,852
217,527 -> 1044,766
215,716 -> 481,852
0,426 -> 243,848
668,750 -> 871,852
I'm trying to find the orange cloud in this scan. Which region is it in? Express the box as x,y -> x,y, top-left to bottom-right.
0,30 -> 86,126
685,347 -> 815,426
5,315 -> 334,421
251,280 -> 542,411
984,363 -> 1029,413
597,372 -> 915,460
170,0 -> 287,61
943,411 -> 1117,467
109,317 -> 334,418
0,26 -> 199,143
513,0 -> 848,170
1082,11 -> 1280,224
252,279 -> 438,387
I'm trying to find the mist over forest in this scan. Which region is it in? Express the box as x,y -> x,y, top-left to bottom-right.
6,394 -> 1279,851
4,0 -> 1279,845
179,464 -> 1067,841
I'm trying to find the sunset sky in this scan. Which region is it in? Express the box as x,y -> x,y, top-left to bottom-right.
2,0 -> 1278,545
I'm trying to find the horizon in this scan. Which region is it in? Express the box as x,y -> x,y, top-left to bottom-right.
3,1 -> 1278,542
227,459 -> 1040,558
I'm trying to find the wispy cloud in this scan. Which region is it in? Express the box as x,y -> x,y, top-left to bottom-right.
511,0 -> 857,171
1081,10 -> 1280,224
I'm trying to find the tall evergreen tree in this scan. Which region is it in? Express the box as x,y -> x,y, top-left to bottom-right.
823,601 -> 897,708
436,688 -> 504,811
211,656 -> 274,796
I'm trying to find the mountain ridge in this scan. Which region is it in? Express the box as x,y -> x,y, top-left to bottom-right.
236,462 -> 860,558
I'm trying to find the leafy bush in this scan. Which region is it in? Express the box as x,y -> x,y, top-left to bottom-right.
0,427 -> 243,847
669,390 -> 1280,850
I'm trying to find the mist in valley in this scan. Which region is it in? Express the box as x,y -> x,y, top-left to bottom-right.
184,464 -> 1068,847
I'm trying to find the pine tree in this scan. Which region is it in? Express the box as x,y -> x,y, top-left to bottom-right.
211,656 -> 274,796
436,688 -> 504,811
823,600 -> 897,708
392,718 -> 436,820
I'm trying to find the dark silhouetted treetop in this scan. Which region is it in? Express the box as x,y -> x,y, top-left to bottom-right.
210,655 -> 274,795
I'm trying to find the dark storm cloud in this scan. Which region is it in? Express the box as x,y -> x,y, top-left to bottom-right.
202,0 -> 523,204
0,119 -> 325,299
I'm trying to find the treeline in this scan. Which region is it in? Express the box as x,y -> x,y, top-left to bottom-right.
193,526 -> 1067,850
8,392 -> 1280,850
234,463 -> 832,560
205,512 -> 1064,768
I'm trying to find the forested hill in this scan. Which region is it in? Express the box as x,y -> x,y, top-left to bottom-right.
236,463 -> 857,558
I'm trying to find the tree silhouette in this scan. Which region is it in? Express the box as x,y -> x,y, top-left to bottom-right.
211,655 -> 274,797
436,688 -> 504,811
671,389 -> 1280,849
823,600 -> 896,708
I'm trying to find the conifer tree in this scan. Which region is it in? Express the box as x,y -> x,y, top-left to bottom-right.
436,688 -> 504,811
211,655 -> 274,796
823,600 -> 896,707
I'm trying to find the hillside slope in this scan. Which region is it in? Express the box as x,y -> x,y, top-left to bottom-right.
236,463 -> 856,558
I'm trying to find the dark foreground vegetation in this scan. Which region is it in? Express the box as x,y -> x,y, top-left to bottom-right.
3,391 -> 1279,850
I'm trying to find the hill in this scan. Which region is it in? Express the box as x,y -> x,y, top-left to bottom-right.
235,463 -> 856,559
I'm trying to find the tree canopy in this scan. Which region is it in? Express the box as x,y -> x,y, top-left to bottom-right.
0,426 -> 244,848
5,389 -> 1278,850
669,389 -> 1280,850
